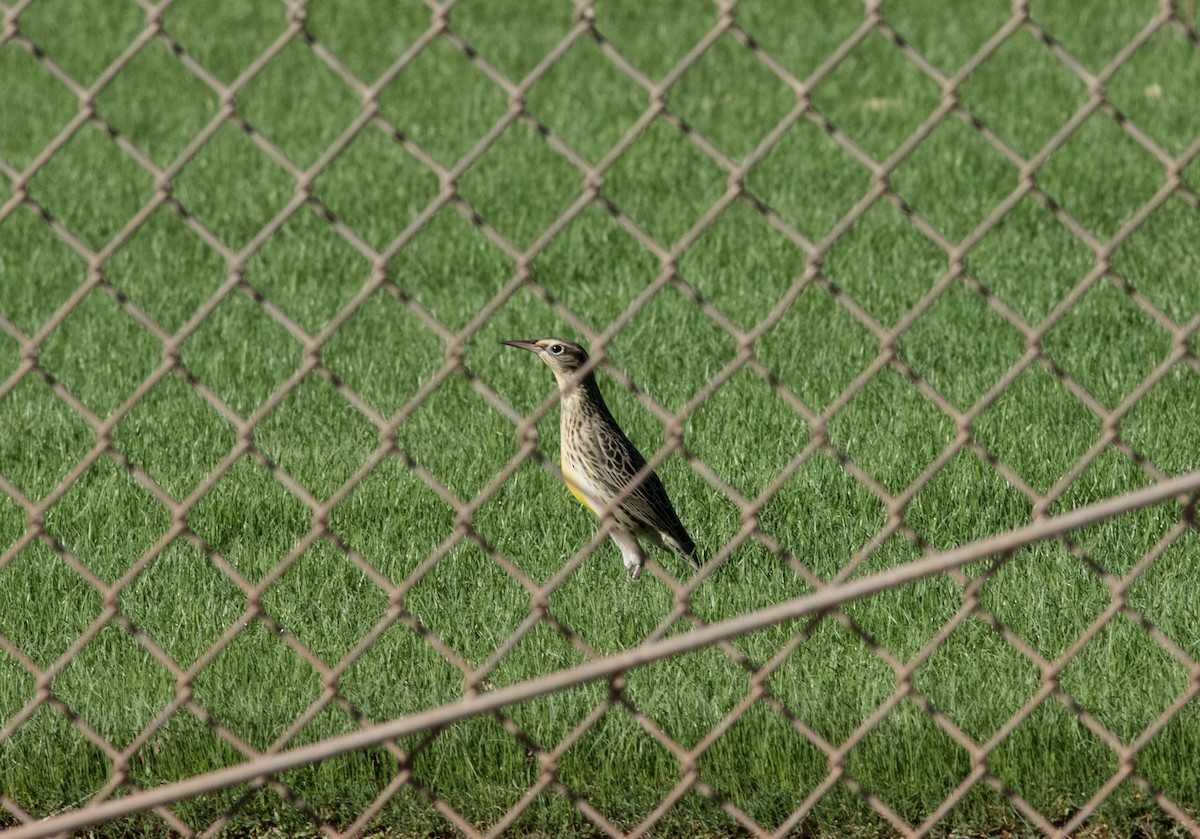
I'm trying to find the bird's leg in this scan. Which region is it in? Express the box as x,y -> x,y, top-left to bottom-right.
610,530 -> 645,580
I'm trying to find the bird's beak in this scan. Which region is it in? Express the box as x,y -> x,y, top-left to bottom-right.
502,339 -> 540,353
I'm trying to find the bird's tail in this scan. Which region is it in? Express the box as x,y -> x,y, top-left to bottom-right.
662,532 -> 702,569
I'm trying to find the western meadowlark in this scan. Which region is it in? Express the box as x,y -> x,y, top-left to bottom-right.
504,337 -> 701,579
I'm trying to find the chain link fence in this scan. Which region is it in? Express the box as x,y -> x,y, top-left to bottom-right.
2,0 -> 1199,836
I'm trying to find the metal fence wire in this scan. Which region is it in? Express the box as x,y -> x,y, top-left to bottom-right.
2,0 -> 1200,837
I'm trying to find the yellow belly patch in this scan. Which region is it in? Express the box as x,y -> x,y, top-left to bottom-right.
561,449 -> 596,513
566,479 -> 594,512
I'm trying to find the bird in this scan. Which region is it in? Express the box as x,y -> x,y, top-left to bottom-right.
503,337 -> 702,579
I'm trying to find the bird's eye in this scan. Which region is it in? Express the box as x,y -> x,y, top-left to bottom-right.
549,344 -> 564,355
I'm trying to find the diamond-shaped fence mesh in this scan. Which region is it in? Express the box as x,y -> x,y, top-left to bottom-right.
2,0 -> 1199,836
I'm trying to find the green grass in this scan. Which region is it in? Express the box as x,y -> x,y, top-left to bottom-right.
3,0 -> 1200,836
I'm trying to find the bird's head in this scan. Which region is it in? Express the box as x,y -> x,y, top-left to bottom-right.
502,338 -> 591,385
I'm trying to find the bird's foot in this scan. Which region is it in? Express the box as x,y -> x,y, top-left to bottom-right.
613,532 -> 645,580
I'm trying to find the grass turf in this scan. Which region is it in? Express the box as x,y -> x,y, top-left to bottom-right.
2,0 -> 1200,836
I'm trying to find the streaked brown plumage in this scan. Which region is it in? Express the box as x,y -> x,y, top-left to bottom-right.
504,338 -> 701,579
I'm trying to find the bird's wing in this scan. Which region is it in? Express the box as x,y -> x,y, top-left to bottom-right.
589,430 -> 696,558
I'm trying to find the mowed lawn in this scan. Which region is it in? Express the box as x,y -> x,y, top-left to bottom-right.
2,0 -> 1200,836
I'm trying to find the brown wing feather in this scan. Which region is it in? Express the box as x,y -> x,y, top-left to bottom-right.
589,428 -> 699,565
